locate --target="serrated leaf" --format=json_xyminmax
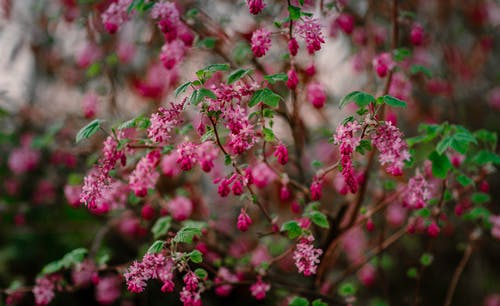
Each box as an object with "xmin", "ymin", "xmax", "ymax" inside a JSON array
[
  {"xmin": 289, "ymin": 297, "xmax": 309, "ymax": 306},
  {"xmin": 263, "ymin": 127, "xmax": 275, "ymax": 142},
  {"xmin": 76, "ymin": 119, "xmax": 103, "ymax": 143},
  {"xmin": 249, "ymin": 88, "xmax": 282, "ymax": 108},
  {"xmin": 472, "ymin": 150, "xmax": 500, "ymax": 165},
  {"xmin": 307, "ymin": 211, "xmax": 329, "ymax": 229},
  {"xmin": 382, "ymin": 95, "xmax": 407, "ymax": 108},
  {"xmin": 147, "ymin": 240, "xmax": 166, "ymax": 254},
  {"xmin": 311, "ymin": 299, "xmax": 327, "ymax": 306},
  {"xmin": 173, "ymin": 226, "xmax": 202, "ymax": 244},
  {"xmin": 196, "ymin": 37, "xmax": 217, "ymax": 49},
  {"xmin": 189, "ymin": 250, "xmax": 203, "ymax": 263},
  {"xmin": 339, "ymin": 91, "xmax": 375, "ymax": 109},
  {"xmin": 393, "ymin": 48, "xmax": 412, "ymax": 62},
  {"xmin": 457, "ymin": 175, "xmax": 473, "ymax": 187},
  {"xmin": 281, "ymin": 221, "xmax": 303, "ymax": 239},
  {"xmin": 194, "ymin": 268, "xmax": 207, "ymax": 279},
  {"xmin": 264, "ymin": 73, "xmax": 288, "ymax": 84},
  {"xmin": 410, "ymin": 65, "xmax": 432, "ymax": 77},
  {"xmin": 288, "ymin": 5, "xmax": 301, "ymax": 20},
  {"xmin": 175, "ymin": 81, "xmax": 192, "ymax": 97},
  {"xmin": 151, "ymin": 216, "xmax": 172, "ymax": 239},
  {"xmin": 471, "ymin": 192, "xmax": 490, "ymax": 204},
  {"xmin": 228, "ymin": 68, "xmax": 252, "ymax": 84},
  {"xmin": 190, "ymin": 88, "xmax": 217, "ymax": 105},
  {"xmin": 428, "ymin": 151, "xmax": 452, "ymax": 179}
]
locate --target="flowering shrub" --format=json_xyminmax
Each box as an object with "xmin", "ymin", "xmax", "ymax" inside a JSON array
[{"xmin": 0, "ymin": 0, "xmax": 499, "ymax": 306}]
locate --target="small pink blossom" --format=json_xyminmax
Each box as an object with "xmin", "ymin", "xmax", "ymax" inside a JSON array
[
  {"xmin": 101, "ymin": 0, "xmax": 132, "ymax": 34},
  {"xmin": 310, "ymin": 176, "xmax": 323, "ymax": 201},
  {"xmin": 403, "ymin": 173, "xmax": 431, "ymax": 209},
  {"xmin": 8, "ymin": 146, "xmax": 40, "ymax": 175},
  {"xmin": 371, "ymin": 121, "xmax": 410, "ymax": 176},
  {"xmin": 72, "ymin": 260, "xmax": 97, "ymax": 287},
  {"xmin": 76, "ymin": 43, "xmax": 102, "ymax": 68},
  {"xmin": 33, "ymin": 275, "xmax": 58, "ymax": 306},
  {"xmin": 251, "ymin": 28, "xmax": 272, "ymax": 57},
  {"xmin": 293, "ymin": 235, "xmax": 323, "ymax": 276},
  {"xmin": 129, "ymin": 150, "xmax": 161, "ymax": 197},
  {"xmin": 148, "ymin": 101, "xmax": 184, "ymax": 144},
  {"xmin": 177, "ymin": 142, "xmax": 199, "ymax": 171},
  {"xmin": 237, "ymin": 208, "xmax": 252, "ymax": 232},
  {"xmin": 373, "ymin": 52, "xmax": 395, "ymax": 78},
  {"xmin": 334, "ymin": 120, "xmax": 363, "ymax": 194},
  {"xmin": 167, "ymin": 196, "xmax": 193, "ymax": 221},
  {"xmin": 160, "ymin": 40, "xmax": 186, "ymax": 70},
  {"xmin": 410, "ymin": 23, "xmax": 424, "ymax": 46},
  {"xmin": 64, "ymin": 184, "xmax": 82, "ymax": 208},
  {"xmin": 82, "ymin": 91, "xmax": 98, "ymax": 119},
  {"xmin": 335, "ymin": 13, "xmax": 355, "ymax": 34},
  {"xmin": 151, "ymin": 1, "xmax": 180, "ymax": 41},
  {"xmin": 427, "ymin": 222, "xmax": 440, "ymax": 237},
  {"xmin": 295, "ymin": 17, "xmax": 325, "ymax": 54},
  {"xmin": 215, "ymin": 268, "xmax": 238, "ymax": 296},
  {"xmin": 306, "ymin": 82, "xmax": 327, "ymax": 108},
  {"xmin": 251, "ymin": 162, "xmax": 276, "ymax": 188},
  {"xmin": 250, "ymin": 276, "xmax": 270, "ymax": 300},
  {"xmin": 95, "ymin": 275, "xmax": 121, "ymax": 305},
  {"xmin": 286, "ymin": 68, "xmax": 299, "ymax": 90},
  {"xmin": 197, "ymin": 141, "xmax": 218, "ymax": 172},
  {"xmin": 246, "ymin": 0, "xmax": 265, "ymax": 15},
  {"xmin": 288, "ymin": 37, "xmax": 299, "ymax": 56},
  {"xmin": 274, "ymin": 143, "xmax": 289, "ymax": 165},
  {"xmin": 161, "ymin": 152, "xmax": 181, "ymax": 177}
]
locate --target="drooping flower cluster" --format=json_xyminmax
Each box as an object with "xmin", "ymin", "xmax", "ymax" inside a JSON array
[
  {"xmin": 237, "ymin": 208, "xmax": 253, "ymax": 232},
  {"xmin": 124, "ymin": 253, "xmax": 175, "ymax": 293},
  {"xmin": 310, "ymin": 176, "xmax": 323, "ymax": 200},
  {"xmin": 82, "ymin": 91, "xmax": 98, "ymax": 119},
  {"xmin": 286, "ymin": 68, "xmax": 299, "ymax": 90},
  {"xmin": 250, "ymin": 276, "xmax": 270, "ymax": 300},
  {"xmin": 180, "ymin": 271, "xmax": 202, "ymax": 306},
  {"xmin": 246, "ymin": 0, "xmax": 266, "ymax": 15},
  {"xmin": 100, "ymin": 0, "xmax": 132, "ymax": 34},
  {"xmin": 177, "ymin": 142, "xmax": 200, "ymax": 171},
  {"xmin": 489, "ymin": 215, "xmax": 500, "ymax": 240},
  {"xmin": 214, "ymin": 268, "xmax": 239, "ymax": 296},
  {"xmin": 293, "ymin": 235, "xmax": 323, "ymax": 276},
  {"xmin": 167, "ymin": 196, "xmax": 193, "ymax": 221},
  {"xmin": 8, "ymin": 145, "xmax": 40, "ymax": 175},
  {"xmin": 160, "ymin": 39, "xmax": 187, "ymax": 70},
  {"xmin": 150, "ymin": 1, "xmax": 180, "ymax": 40},
  {"xmin": 80, "ymin": 136, "xmax": 126, "ymax": 208},
  {"xmin": 403, "ymin": 173, "xmax": 431, "ymax": 209},
  {"xmin": 295, "ymin": 17, "xmax": 325, "ymax": 54},
  {"xmin": 33, "ymin": 275, "xmax": 59, "ymax": 306},
  {"xmin": 95, "ymin": 275, "xmax": 121, "ymax": 305},
  {"xmin": 251, "ymin": 28, "xmax": 272, "ymax": 57},
  {"xmin": 306, "ymin": 82, "xmax": 327, "ymax": 108},
  {"xmin": 129, "ymin": 150, "xmax": 161, "ymax": 197},
  {"xmin": 148, "ymin": 101, "xmax": 185, "ymax": 144},
  {"xmin": 371, "ymin": 121, "xmax": 410, "ymax": 176},
  {"xmin": 274, "ymin": 143, "xmax": 289, "ymax": 165},
  {"xmin": 71, "ymin": 259, "xmax": 97, "ymax": 287},
  {"xmin": 333, "ymin": 120, "xmax": 362, "ymax": 193},
  {"xmin": 373, "ymin": 52, "xmax": 395, "ymax": 78},
  {"xmin": 216, "ymin": 173, "xmax": 247, "ymax": 197}
]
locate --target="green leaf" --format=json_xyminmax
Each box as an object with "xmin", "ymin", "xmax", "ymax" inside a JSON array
[
  {"xmin": 194, "ymin": 268, "xmax": 208, "ymax": 279},
  {"xmin": 436, "ymin": 137, "xmax": 453, "ymax": 155},
  {"xmin": 393, "ymin": 48, "xmax": 412, "ymax": 62},
  {"xmin": 41, "ymin": 261, "xmax": 63, "ymax": 275},
  {"xmin": 311, "ymin": 160, "xmax": 324, "ymax": 168},
  {"xmin": 471, "ymin": 192, "xmax": 490, "ymax": 205},
  {"xmin": 189, "ymin": 250, "xmax": 203, "ymax": 263},
  {"xmin": 249, "ymin": 88, "xmax": 282, "ymax": 108},
  {"xmin": 308, "ymin": 211, "xmax": 329, "ymax": 229},
  {"xmin": 457, "ymin": 175, "xmax": 474, "ymax": 187},
  {"xmin": 281, "ymin": 221, "xmax": 303, "ymax": 239},
  {"xmin": 264, "ymin": 73, "xmax": 288, "ymax": 84},
  {"xmin": 339, "ymin": 91, "xmax": 375, "ymax": 109},
  {"xmin": 147, "ymin": 240, "xmax": 166, "ymax": 254},
  {"xmin": 407, "ymin": 267, "xmax": 418, "ymax": 278},
  {"xmin": 190, "ymin": 88, "xmax": 217, "ymax": 105},
  {"xmin": 151, "ymin": 216, "xmax": 172, "ymax": 239},
  {"xmin": 356, "ymin": 139, "xmax": 373, "ymax": 155},
  {"xmin": 263, "ymin": 127, "xmax": 275, "ymax": 142},
  {"xmin": 118, "ymin": 116, "xmax": 150, "ymax": 130},
  {"xmin": 410, "ymin": 65, "xmax": 432, "ymax": 77},
  {"xmin": 86, "ymin": 62, "xmax": 101, "ymax": 78},
  {"xmin": 420, "ymin": 253, "xmax": 434, "ymax": 266},
  {"xmin": 428, "ymin": 151, "xmax": 452, "ymax": 179},
  {"xmin": 173, "ymin": 226, "xmax": 202, "ymax": 244},
  {"xmin": 175, "ymin": 81, "xmax": 193, "ymax": 97},
  {"xmin": 312, "ymin": 299, "xmax": 327, "ymax": 306},
  {"xmin": 41, "ymin": 248, "xmax": 88, "ymax": 275},
  {"xmin": 288, "ymin": 5, "xmax": 301, "ymax": 20},
  {"xmin": 185, "ymin": 8, "xmax": 199, "ymax": 18},
  {"xmin": 196, "ymin": 37, "xmax": 217, "ymax": 49},
  {"xmin": 474, "ymin": 129, "xmax": 497, "ymax": 148},
  {"xmin": 472, "ymin": 150, "xmax": 500, "ymax": 165},
  {"xmin": 382, "ymin": 95, "xmax": 407, "ymax": 108},
  {"xmin": 76, "ymin": 119, "xmax": 103, "ymax": 143},
  {"xmin": 289, "ymin": 297, "xmax": 309, "ymax": 306},
  {"xmin": 227, "ymin": 68, "xmax": 252, "ymax": 84},
  {"xmin": 196, "ymin": 63, "xmax": 230, "ymax": 81},
  {"xmin": 338, "ymin": 282, "xmax": 357, "ymax": 297},
  {"xmin": 462, "ymin": 207, "xmax": 491, "ymax": 221}
]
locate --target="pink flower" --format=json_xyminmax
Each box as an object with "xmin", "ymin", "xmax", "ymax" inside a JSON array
[
  {"xmin": 8, "ymin": 146, "xmax": 40, "ymax": 175},
  {"xmin": 251, "ymin": 28, "xmax": 272, "ymax": 57},
  {"xmin": 167, "ymin": 196, "xmax": 193, "ymax": 221},
  {"xmin": 488, "ymin": 87, "xmax": 500, "ymax": 110},
  {"xmin": 95, "ymin": 275, "xmax": 121, "ymax": 305},
  {"xmin": 129, "ymin": 150, "xmax": 161, "ymax": 197},
  {"xmin": 101, "ymin": 0, "xmax": 132, "ymax": 34},
  {"xmin": 358, "ymin": 264, "xmax": 376, "ymax": 286},
  {"xmin": 176, "ymin": 142, "xmax": 199, "ymax": 171},
  {"xmin": 76, "ymin": 43, "xmax": 102, "ymax": 68},
  {"xmin": 489, "ymin": 215, "xmax": 500, "ymax": 240},
  {"xmin": 141, "ymin": 204, "xmax": 155, "ymax": 220},
  {"xmin": 286, "ymin": 68, "xmax": 299, "ymax": 90},
  {"xmin": 161, "ymin": 152, "xmax": 181, "ymax": 177},
  {"xmin": 124, "ymin": 253, "xmax": 174, "ymax": 293},
  {"xmin": 33, "ymin": 275, "xmax": 58, "ymax": 306},
  {"xmin": 251, "ymin": 162, "xmax": 276, "ymax": 188},
  {"xmin": 288, "ymin": 37, "xmax": 299, "ymax": 56},
  {"xmin": 215, "ymin": 268, "xmax": 238, "ymax": 296},
  {"xmin": 180, "ymin": 272, "xmax": 202, "ymax": 306},
  {"xmin": 295, "ymin": 17, "xmax": 325, "ymax": 54},
  {"xmin": 197, "ymin": 141, "xmax": 218, "ymax": 172},
  {"xmin": 160, "ymin": 40, "xmax": 186, "ymax": 70},
  {"xmin": 389, "ymin": 72, "xmax": 413, "ymax": 101},
  {"xmin": 151, "ymin": 1, "xmax": 180, "ymax": 41},
  {"xmin": 117, "ymin": 40, "xmax": 136, "ymax": 63},
  {"xmin": 373, "ymin": 52, "xmax": 395, "ymax": 78},
  {"xmin": 250, "ymin": 277, "xmax": 270, "ymax": 300},
  {"xmin": 371, "ymin": 121, "xmax": 410, "ymax": 176},
  {"xmin": 403, "ymin": 173, "xmax": 431, "ymax": 209},
  {"xmin": 72, "ymin": 260, "xmax": 97, "ymax": 287},
  {"xmin": 280, "ymin": 185, "xmax": 291, "ymax": 201},
  {"xmin": 251, "ymin": 245, "xmax": 272, "ymax": 267},
  {"xmin": 82, "ymin": 91, "xmax": 98, "ymax": 119},
  {"xmin": 148, "ymin": 101, "xmax": 184, "ymax": 144},
  {"xmin": 293, "ymin": 235, "xmax": 322, "ymax": 276},
  {"xmin": 334, "ymin": 120, "xmax": 363, "ymax": 193},
  {"xmin": 237, "ymin": 208, "xmax": 252, "ymax": 232},
  {"xmin": 335, "ymin": 13, "xmax": 355, "ymax": 34},
  {"xmin": 310, "ymin": 176, "xmax": 323, "ymax": 201},
  {"xmin": 410, "ymin": 23, "xmax": 424, "ymax": 46},
  {"xmin": 306, "ymin": 82, "xmax": 327, "ymax": 108},
  {"xmin": 274, "ymin": 143, "xmax": 289, "ymax": 165},
  {"xmin": 247, "ymin": 0, "xmax": 265, "ymax": 15},
  {"xmin": 427, "ymin": 222, "xmax": 440, "ymax": 237},
  {"xmin": 64, "ymin": 184, "xmax": 82, "ymax": 207}
]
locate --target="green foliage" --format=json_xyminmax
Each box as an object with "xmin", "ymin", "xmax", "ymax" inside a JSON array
[
  {"xmin": 428, "ymin": 151, "xmax": 452, "ymax": 179},
  {"xmin": 189, "ymin": 250, "xmax": 203, "ymax": 263},
  {"xmin": 289, "ymin": 296, "xmax": 309, "ymax": 306},
  {"xmin": 173, "ymin": 226, "xmax": 202, "ymax": 244},
  {"xmin": 249, "ymin": 88, "xmax": 282, "ymax": 108},
  {"xmin": 264, "ymin": 73, "xmax": 288, "ymax": 84},
  {"xmin": 196, "ymin": 37, "xmax": 217, "ymax": 49},
  {"xmin": 147, "ymin": 240, "xmax": 166, "ymax": 254},
  {"xmin": 227, "ymin": 68, "xmax": 252, "ymax": 84},
  {"xmin": 339, "ymin": 91, "xmax": 375, "ymax": 109},
  {"xmin": 151, "ymin": 216, "xmax": 172, "ymax": 239},
  {"xmin": 175, "ymin": 81, "xmax": 193, "ymax": 97},
  {"xmin": 75, "ymin": 119, "xmax": 103, "ymax": 143},
  {"xmin": 41, "ymin": 248, "xmax": 88, "ymax": 275},
  {"xmin": 190, "ymin": 88, "xmax": 217, "ymax": 105},
  {"xmin": 420, "ymin": 253, "xmax": 434, "ymax": 266},
  {"xmin": 281, "ymin": 221, "xmax": 303, "ymax": 239}
]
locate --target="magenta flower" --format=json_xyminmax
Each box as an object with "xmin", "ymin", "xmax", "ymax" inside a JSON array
[
  {"xmin": 288, "ymin": 37, "xmax": 299, "ymax": 56},
  {"xmin": 286, "ymin": 68, "xmax": 299, "ymax": 90},
  {"xmin": 251, "ymin": 28, "xmax": 272, "ymax": 57},
  {"xmin": 167, "ymin": 196, "xmax": 193, "ymax": 221},
  {"xmin": 129, "ymin": 150, "xmax": 161, "ymax": 197},
  {"xmin": 295, "ymin": 17, "xmax": 325, "ymax": 54},
  {"xmin": 403, "ymin": 173, "xmax": 431, "ymax": 209},
  {"xmin": 306, "ymin": 82, "xmax": 327, "ymax": 108},
  {"xmin": 250, "ymin": 276, "xmax": 270, "ymax": 300},
  {"xmin": 274, "ymin": 143, "xmax": 289, "ymax": 165},
  {"xmin": 371, "ymin": 121, "xmax": 410, "ymax": 176},
  {"xmin": 237, "ymin": 208, "xmax": 252, "ymax": 232},
  {"xmin": 246, "ymin": 0, "xmax": 266, "ymax": 15},
  {"xmin": 293, "ymin": 235, "xmax": 323, "ymax": 276},
  {"xmin": 101, "ymin": 0, "xmax": 132, "ymax": 34}
]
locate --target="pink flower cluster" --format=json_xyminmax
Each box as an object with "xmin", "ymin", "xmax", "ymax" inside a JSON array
[
  {"xmin": 82, "ymin": 91, "xmax": 98, "ymax": 119},
  {"xmin": 293, "ymin": 235, "xmax": 323, "ymax": 276},
  {"xmin": 95, "ymin": 275, "xmax": 121, "ymax": 305},
  {"xmin": 216, "ymin": 173, "xmax": 246, "ymax": 197},
  {"xmin": 167, "ymin": 196, "xmax": 193, "ymax": 221},
  {"xmin": 371, "ymin": 121, "xmax": 410, "ymax": 176},
  {"xmin": 175, "ymin": 141, "xmax": 219, "ymax": 172},
  {"xmin": 373, "ymin": 52, "xmax": 395, "ymax": 78},
  {"xmin": 306, "ymin": 82, "xmax": 327, "ymax": 108},
  {"xmin": 295, "ymin": 17, "xmax": 325, "ymax": 54},
  {"xmin": 8, "ymin": 145, "xmax": 40, "ymax": 175},
  {"xmin": 274, "ymin": 143, "xmax": 289, "ymax": 165},
  {"xmin": 490, "ymin": 215, "xmax": 500, "ymax": 240},
  {"xmin": 403, "ymin": 173, "xmax": 431, "ymax": 209},
  {"xmin": 33, "ymin": 275, "xmax": 60, "ymax": 306},
  {"xmin": 180, "ymin": 271, "xmax": 202, "ymax": 306},
  {"xmin": 129, "ymin": 150, "xmax": 161, "ymax": 197},
  {"xmin": 148, "ymin": 101, "xmax": 185, "ymax": 144},
  {"xmin": 310, "ymin": 176, "xmax": 323, "ymax": 200},
  {"xmin": 71, "ymin": 259, "xmax": 97, "ymax": 287},
  {"xmin": 251, "ymin": 28, "xmax": 272, "ymax": 57},
  {"xmin": 250, "ymin": 276, "xmax": 270, "ymax": 300},
  {"xmin": 80, "ymin": 136, "xmax": 126, "ymax": 209},
  {"xmin": 124, "ymin": 253, "xmax": 175, "ymax": 293},
  {"xmin": 334, "ymin": 120, "xmax": 362, "ymax": 193},
  {"xmin": 246, "ymin": 0, "xmax": 266, "ymax": 15},
  {"xmin": 100, "ymin": 0, "xmax": 132, "ymax": 34},
  {"xmin": 214, "ymin": 268, "xmax": 239, "ymax": 296},
  {"xmin": 237, "ymin": 208, "xmax": 253, "ymax": 232}
]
